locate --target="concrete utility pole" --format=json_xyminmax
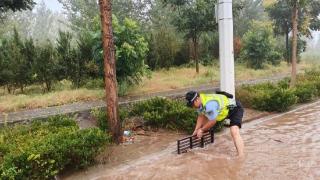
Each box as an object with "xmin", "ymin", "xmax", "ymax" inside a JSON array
[{"xmin": 217, "ymin": 0, "xmax": 235, "ymax": 98}]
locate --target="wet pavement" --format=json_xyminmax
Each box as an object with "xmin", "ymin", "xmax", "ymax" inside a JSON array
[{"xmin": 63, "ymin": 100, "xmax": 320, "ymax": 180}]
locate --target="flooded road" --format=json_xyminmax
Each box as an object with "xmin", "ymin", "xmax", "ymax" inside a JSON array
[{"xmin": 64, "ymin": 101, "xmax": 320, "ymax": 180}]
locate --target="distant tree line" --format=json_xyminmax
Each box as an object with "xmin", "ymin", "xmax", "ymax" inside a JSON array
[
  {"xmin": 1, "ymin": 0, "xmax": 320, "ymax": 93},
  {"xmin": 0, "ymin": 15, "xmax": 149, "ymax": 93}
]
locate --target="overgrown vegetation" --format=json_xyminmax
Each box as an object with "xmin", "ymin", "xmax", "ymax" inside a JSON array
[
  {"xmin": 92, "ymin": 97, "xmax": 228, "ymax": 134},
  {"xmin": 91, "ymin": 108, "xmax": 129, "ymax": 132},
  {"xmin": 236, "ymin": 68, "xmax": 320, "ymax": 112},
  {"xmin": 0, "ymin": 116, "xmax": 109, "ymax": 179},
  {"xmin": 129, "ymin": 97, "xmax": 197, "ymax": 133}
]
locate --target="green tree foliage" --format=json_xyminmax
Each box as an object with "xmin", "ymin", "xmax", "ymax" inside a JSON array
[
  {"xmin": 56, "ymin": 31, "xmax": 76, "ymax": 81},
  {"xmin": 0, "ymin": 15, "xmax": 149, "ymax": 93},
  {"xmin": 148, "ymin": 1, "xmax": 175, "ymax": 69},
  {"xmin": 234, "ymin": 0, "xmax": 267, "ymax": 37},
  {"xmin": 58, "ymin": 0, "xmax": 98, "ymax": 30},
  {"xmin": 0, "ymin": 39, "xmax": 12, "ymax": 89},
  {"xmin": 0, "ymin": 0, "xmax": 35, "ymax": 18},
  {"xmin": 240, "ymin": 21, "xmax": 282, "ymax": 69},
  {"xmin": 23, "ymin": 38, "xmax": 36, "ymax": 70},
  {"xmin": 113, "ymin": 0, "xmax": 153, "ymax": 23},
  {"xmin": 146, "ymin": 0, "xmax": 189, "ymax": 70},
  {"xmin": 198, "ymin": 31, "xmax": 220, "ymax": 63},
  {"xmin": 266, "ymin": 0, "xmax": 320, "ymax": 62},
  {"xmin": 76, "ymin": 31, "xmax": 97, "ymax": 80},
  {"xmin": 0, "ymin": 29, "xmax": 33, "ymax": 93},
  {"xmin": 147, "ymin": 29, "xmax": 179, "ymax": 69},
  {"xmin": 0, "ymin": 2, "xmax": 69, "ymax": 44},
  {"xmin": 147, "ymin": 1, "xmax": 185, "ymax": 69},
  {"xmin": 92, "ymin": 15, "xmax": 149, "ymax": 85},
  {"xmin": 34, "ymin": 40, "xmax": 59, "ymax": 92},
  {"xmin": 288, "ymin": 37, "xmax": 307, "ymax": 62},
  {"xmin": 113, "ymin": 17, "xmax": 149, "ymax": 84},
  {"xmin": 56, "ymin": 30, "xmax": 89, "ymax": 87},
  {"xmin": 10, "ymin": 29, "xmax": 30, "ymax": 92},
  {"xmin": 163, "ymin": 0, "xmax": 217, "ymax": 73}
]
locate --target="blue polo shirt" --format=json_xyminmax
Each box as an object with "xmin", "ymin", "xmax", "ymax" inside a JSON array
[{"xmin": 197, "ymin": 100, "xmax": 219, "ymax": 121}]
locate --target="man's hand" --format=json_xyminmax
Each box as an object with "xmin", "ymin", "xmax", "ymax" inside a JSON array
[
  {"xmin": 196, "ymin": 128, "xmax": 204, "ymax": 138},
  {"xmin": 192, "ymin": 129, "xmax": 198, "ymax": 136}
]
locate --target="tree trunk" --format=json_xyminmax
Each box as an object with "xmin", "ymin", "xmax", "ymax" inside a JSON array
[
  {"xmin": 188, "ymin": 39, "xmax": 193, "ymax": 64},
  {"xmin": 290, "ymin": 2, "xmax": 298, "ymax": 88},
  {"xmin": 20, "ymin": 85, "xmax": 24, "ymax": 94},
  {"xmin": 193, "ymin": 37, "xmax": 199, "ymax": 73},
  {"xmin": 46, "ymin": 81, "xmax": 51, "ymax": 92},
  {"xmin": 99, "ymin": 0, "xmax": 121, "ymax": 144},
  {"xmin": 285, "ymin": 30, "xmax": 289, "ymax": 64},
  {"xmin": 7, "ymin": 85, "xmax": 11, "ymax": 94}
]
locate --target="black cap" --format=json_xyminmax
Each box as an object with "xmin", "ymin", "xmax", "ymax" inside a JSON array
[{"xmin": 185, "ymin": 91, "xmax": 198, "ymax": 107}]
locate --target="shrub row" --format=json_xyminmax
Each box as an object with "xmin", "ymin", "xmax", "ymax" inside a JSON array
[
  {"xmin": 91, "ymin": 108, "xmax": 129, "ymax": 132},
  {"xmin": 0, "ymin": 116, "xmax": 110, "ymax": 180},
  {"xmin": 236, "ymin": 68, "xmax": 320, "ymax": 112},
  {"xmin": 91, "ymin": 97, "xmax": 228, "ymax": 135},
  {"xmin": 92, "ymin": 98, "xmax": 197, "ymax": 134},
  {"xmin": 129, "ymin": 97, "xmax": 197, "ymax": 133}
]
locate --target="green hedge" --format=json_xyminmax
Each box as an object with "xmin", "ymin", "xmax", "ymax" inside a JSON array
[
  {"xmin": 92, "ymin": 97, "xmax": 198, "ymax": 134},
  {"xmin": 236, "ymin": 68, "xmax": 320, "ymax": 112},
  {"xmin": 251, "ymin": 87, "xmax": 297, "ymax": 112},
  {"xmin": 129, "ymin": 97, "xmax": 197, "ymax": 133},
  {"xmin": 92, "ymin": 97, "xmax": 227, "ymax": 134},
  {"xmin": 0, "ymin": 116, "xmax": 109, "ymax": 180},
  {"xmin": 91, "ymin": 108, "xmax": 129, "ymax": 132},
  {"xmin": 294, "ymin": 82, "xmax": 318, "ymax": 103}
]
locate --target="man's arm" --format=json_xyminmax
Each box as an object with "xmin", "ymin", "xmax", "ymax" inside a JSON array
[
  {"xmin": 201, "ymin": 120, "xmax": 216, "ymax": 132},
  {"xmin": 196, "ymin": 101, "xmax": 219, "ymax": 137},
  {"xmin": 196, "ymin": 120, "xmax": 216, "ymax": 138},
  {"xmin": 192, "ymin": 115, "xmax": 206, "ymax": 136}
]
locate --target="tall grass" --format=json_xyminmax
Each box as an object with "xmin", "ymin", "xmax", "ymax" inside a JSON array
[
  {"xmin": 128, "ymin": 64, "xmax": 220, "ymax": 95},
  {"xmin": 301, "ymin": 51, "xmax": 320, "ymax": 64},
  {"xmin": 0, "ymin": 89, "xmax": 104, "ymax": 112},
  {"xmin": 129, "ymin": 61, "xmax": 313, "ymax": 95}
]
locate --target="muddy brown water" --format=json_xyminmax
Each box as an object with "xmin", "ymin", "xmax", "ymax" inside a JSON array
[{"xmin": 63, "ymin": 101, "xmax": 320, "ymax": 180}]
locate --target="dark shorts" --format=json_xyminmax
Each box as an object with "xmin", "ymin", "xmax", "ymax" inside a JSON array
[{"xmin": 227, "ymin": 100, "xmax": 244, "ymax": 128}]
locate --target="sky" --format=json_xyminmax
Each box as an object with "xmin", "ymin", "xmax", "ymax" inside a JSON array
[{"xmin": 34, "ymin": 0, "xmax": 63, "ymax": 12}]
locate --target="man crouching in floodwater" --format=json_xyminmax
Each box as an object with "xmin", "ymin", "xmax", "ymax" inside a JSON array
[{"xmin": 186, "ymin": 91, "xmax": 244, "ymax": 157}]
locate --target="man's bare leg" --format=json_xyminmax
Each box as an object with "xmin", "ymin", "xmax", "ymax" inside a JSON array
[{"xmin": 230, "ymin": 125, "xmax": 244, "ymax": 157}]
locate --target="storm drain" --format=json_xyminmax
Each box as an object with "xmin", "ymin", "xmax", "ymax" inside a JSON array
[{"xmin": 177, "ymin": 130, "xmax": 214, "ymax": 154}]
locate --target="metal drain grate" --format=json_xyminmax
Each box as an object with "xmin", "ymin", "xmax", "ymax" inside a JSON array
[{"xmin": 177, "ymin": 130, "xmax": 214, "ymax": 154}]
